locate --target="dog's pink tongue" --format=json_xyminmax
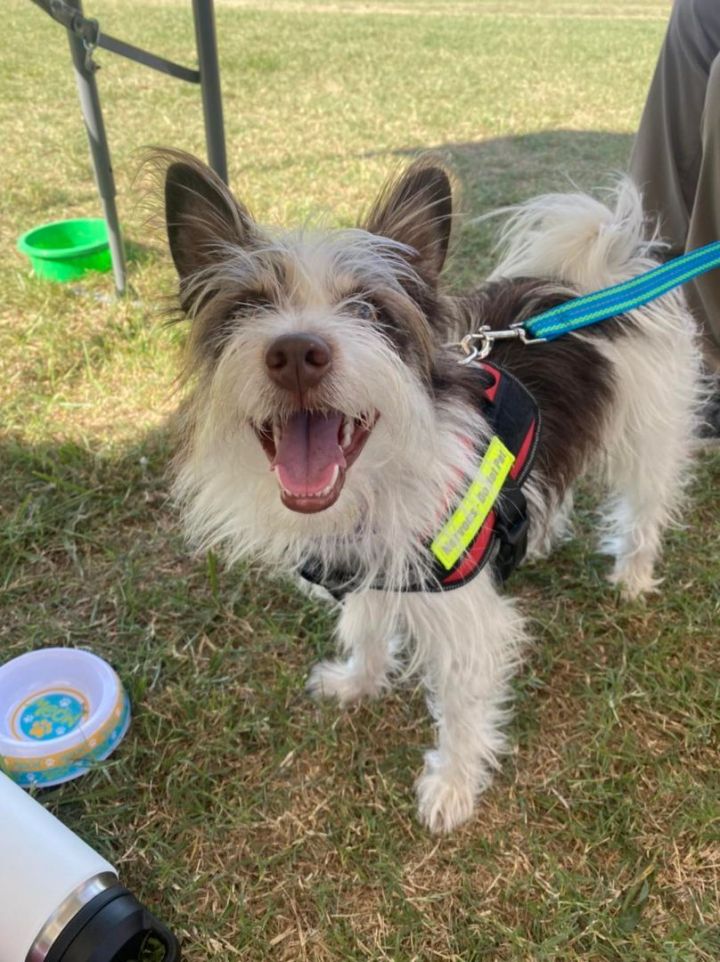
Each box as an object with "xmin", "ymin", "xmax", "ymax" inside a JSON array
[{"xmin": 273, "ymin": 411, "xmax": 345, "ymax": 496}]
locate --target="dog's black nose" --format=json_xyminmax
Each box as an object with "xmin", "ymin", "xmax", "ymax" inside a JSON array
[{"xmin": 265, "ymin": 333, "xmax": 332, "ymax": 393}]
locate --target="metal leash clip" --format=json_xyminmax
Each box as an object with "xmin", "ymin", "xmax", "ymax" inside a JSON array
[{"xmin": 453, "ymin": 324, "xmax": 545, "ymax": 365}]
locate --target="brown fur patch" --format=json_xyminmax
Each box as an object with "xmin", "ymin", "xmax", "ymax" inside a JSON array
[{"xmin": 434, "ymin": 278, "xmax": 633, "ymax": 495}]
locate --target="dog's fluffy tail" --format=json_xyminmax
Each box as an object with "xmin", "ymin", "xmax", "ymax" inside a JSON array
[{"xmin": 488, "ymin": 177, "xmax": 663, "ymax": 292}]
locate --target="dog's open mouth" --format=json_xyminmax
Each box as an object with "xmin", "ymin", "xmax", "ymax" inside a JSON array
[{"xmin": 255, "ymin": 411, "xmax": 376, "ymax": 513}]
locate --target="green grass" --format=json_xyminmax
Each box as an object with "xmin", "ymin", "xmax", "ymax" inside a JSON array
[{"xmin": 2, "ymin": 1, "xmax": 720, "ymax": 959}]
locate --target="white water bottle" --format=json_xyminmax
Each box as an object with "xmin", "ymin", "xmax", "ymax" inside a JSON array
[{"xmin": 0, "ymin": 772, "xmax": 179, "ymax": 962}]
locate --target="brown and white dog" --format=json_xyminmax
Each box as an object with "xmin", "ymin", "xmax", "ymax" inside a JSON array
[{"xmin": 162, "ymin": 152, "xmax": 702, "ymax": 832}]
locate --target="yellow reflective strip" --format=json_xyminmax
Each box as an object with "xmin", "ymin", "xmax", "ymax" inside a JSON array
[{"xmin": 430, "ymin": 436, "xmax": 515, "ymax": 571}]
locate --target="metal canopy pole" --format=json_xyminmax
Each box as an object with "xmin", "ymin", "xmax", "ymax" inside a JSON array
[
  {"xmin": 29, "ymin": 0, "xmax": 227, "ymax": 294},
  {"xmin": 192, "ymin": 0, "xmax": 228, "ymax": 184},
  {"xmin": 64, "ymin": 0, "xmax": 127, "ymax": 295}
]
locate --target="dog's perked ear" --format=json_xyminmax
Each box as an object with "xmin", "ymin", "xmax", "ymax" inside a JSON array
[
  {"xmin": 164, "ymin": 152, "xmax": 256, "ymax": 281},
  {"xmin": 363, "ymin": 160, "xmax": 454, "ymax": 285}
]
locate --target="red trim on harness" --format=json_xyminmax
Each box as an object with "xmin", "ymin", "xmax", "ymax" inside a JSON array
[
  {"xmin": 510, "ymin": 421, "xmax": 536, "ymax": 480},
  {"xmin": 479, "ymin": 362, "xmax": 500, "ymax": 402},
  {"xmin": 481, "ymin": 366, "xmax": 538, "ymax": 483},
  {"xmin": 442, "ymin": 510, "xmax": 498, "ymax": 585}
]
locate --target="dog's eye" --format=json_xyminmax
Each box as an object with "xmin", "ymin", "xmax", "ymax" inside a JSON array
[
  {"xmin": 346, "ymin": 300, "xmax": 375, "ymax": 320},
  {"xmin": 235, "ymin": 291, "xmax": 273, "ymax": 316}
]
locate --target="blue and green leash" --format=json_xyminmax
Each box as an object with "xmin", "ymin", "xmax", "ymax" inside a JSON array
[{"xmin": 458, "ymin": 240, "xmax": 720, "ymax": 362}]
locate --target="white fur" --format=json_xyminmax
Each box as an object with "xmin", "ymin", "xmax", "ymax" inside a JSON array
[{"xmin": 173, "ymin": 178, "xmax": 702, "ymax": 833}]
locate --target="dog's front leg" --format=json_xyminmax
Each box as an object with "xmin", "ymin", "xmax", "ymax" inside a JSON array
[
  {"xmin": 404, "ymin": 574, "xmax": 527, "ymax": 833},
  {"xmin": 306, "ymin": 591, "xmax": 399, "ymax": 706}
]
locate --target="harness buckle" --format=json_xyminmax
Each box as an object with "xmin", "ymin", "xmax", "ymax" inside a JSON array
[
  {"xmin": 492, "ymin": 484, "xmax": 530, "ymax": 582},
  {"xmin": 453, "ymin": 324, "xmax": 545, "ymax": 365}
]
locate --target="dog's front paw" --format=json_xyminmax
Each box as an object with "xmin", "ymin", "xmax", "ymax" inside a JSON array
[
  {"xmin": 416, "ymin": 753, "xmax": 485, "ymax": 833},
  {"xmin": 306, "ymin": 658, "xmax": 382, "ymax": 706},
  {"xmin": 608, "ymin": 558, "xmax": 662, "ymax": 601}
]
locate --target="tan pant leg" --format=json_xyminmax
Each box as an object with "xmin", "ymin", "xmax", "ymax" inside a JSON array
[
  {"xmin": 686, "ymin": 56, "xmax": 720, "ymax": 367},
  {"xmin": 630, "ymin": 0, "xmax": 720, "ymax": 365}
]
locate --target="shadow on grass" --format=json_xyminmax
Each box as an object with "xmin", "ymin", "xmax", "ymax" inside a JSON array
[
  {"xmin": 370, "ymin": 129, "xmax": 635, "ymax": 282},
  {"xmin": 124, "ymin": 237, "xmax": 157, "ymax": 269},
  {"xmin": 0, "ymin": 428, "xmax": 175, "ymax": 579},
  {"xmin": 244, "ymin": 127, "xmax": 634, "ymax": 200},
  {"xmin": 364, "ymin": 129, "xmax": 633, "ymax": 204},
  {"xmin": 0, "ymin": 428, "xmax": 327, "ymax": 667}
]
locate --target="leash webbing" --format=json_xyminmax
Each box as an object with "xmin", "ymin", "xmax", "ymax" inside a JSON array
[{"xmin": 523, "ymin": 240, "xmax": 720, "ymax": 341}]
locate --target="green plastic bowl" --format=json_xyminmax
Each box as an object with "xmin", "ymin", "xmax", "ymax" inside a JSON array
[{"xmin": 17, "ymin": 218, "xmax": 112, "ymax": 282}]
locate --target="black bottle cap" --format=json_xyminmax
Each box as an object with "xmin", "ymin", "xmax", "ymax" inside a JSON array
[{"xmin": 46, "ymin": 884, "xmax": 180, "ymax": 962}]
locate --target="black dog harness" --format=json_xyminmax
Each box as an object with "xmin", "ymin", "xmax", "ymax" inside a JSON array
[{"xmin": 300, "ymin": 361, "xmax": 540, "ymax": 600}]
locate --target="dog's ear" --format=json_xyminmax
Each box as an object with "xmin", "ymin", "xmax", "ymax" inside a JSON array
[
  {"xmin": 164, "ymin": 153, "xmax": 256, "ymax": 280},
  {"xmin": 364, "ymin": 160, "xmax": 453, "ymax": 285}
]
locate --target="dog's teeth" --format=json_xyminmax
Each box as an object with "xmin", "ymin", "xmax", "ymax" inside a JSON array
[
  {"xmin": 279, "ymin": 464, "xmax": 340, "ymax": 500},
  {"xmin": 341, "ymin": 418, "xmax": 354, "ymax": 449},
  {"xmin": 273, "ymin": 420, "xmax": 282, "ymax": 447},
  {"xmin": 317, "ymin": 465, "xmax": 341, "ymax": 496}
]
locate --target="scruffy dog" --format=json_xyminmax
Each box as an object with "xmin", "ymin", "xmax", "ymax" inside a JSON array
[{"xmin": 162, "ymin": 152, "xmax": 701, "ymax": 832}]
